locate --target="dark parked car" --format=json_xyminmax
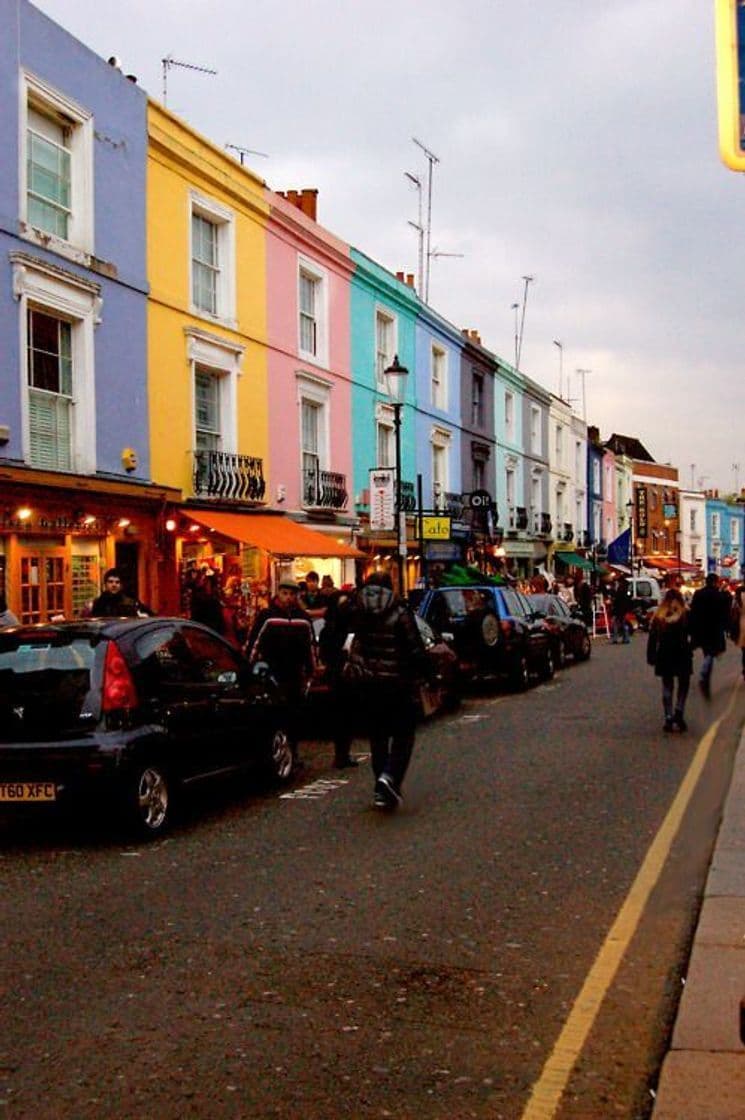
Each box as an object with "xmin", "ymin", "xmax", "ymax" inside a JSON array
[
  {"xmin": 417, "ymin": 584, "xmax": 554, "ymax": 689},
  {"xmin": 0, "ymin": 618, "xmax": 294, "ymax": 838},
  {"xmin": 526, "ymin": 593, "xmax": 592, "ymax": 666}
]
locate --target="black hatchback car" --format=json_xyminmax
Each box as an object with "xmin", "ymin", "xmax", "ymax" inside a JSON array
[
  {"xmin": 526, "ymin": 593, "xmax": 592, "ymax": 667},
  {"xmin": 417, "ymin": 584, "xmax": 553, "ymax": 689},
  {"xmin": 0, "ymin": 618, "xmax": 294, "ymax": 838}
]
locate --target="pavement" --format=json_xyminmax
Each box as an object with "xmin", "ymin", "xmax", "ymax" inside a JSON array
[{"xmin": 652, "ymin": 722, "xmax": 745, "ymax": 1119}]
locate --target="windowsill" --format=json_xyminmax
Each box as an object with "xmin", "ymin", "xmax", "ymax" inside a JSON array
[
  {"xmin": 299, "ymin": 348, "xmax": 328, "ymax": 369},
  {"xmin": 19, "ymin": 225, "xmax": 118, "ymax": 280},
  {"xmin": 189, "ymin": 304, "xmax": 237, "ymax": 332}
]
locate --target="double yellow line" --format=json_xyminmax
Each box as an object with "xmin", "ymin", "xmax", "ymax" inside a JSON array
[{"xmin": 521, "ymin": 691, "xmax": 738, "ymax": 1119}]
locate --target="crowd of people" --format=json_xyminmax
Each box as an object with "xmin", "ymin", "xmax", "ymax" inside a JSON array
[{"xmin": 1, "ymin": 559, "xmax": 744, "ymax": 809}]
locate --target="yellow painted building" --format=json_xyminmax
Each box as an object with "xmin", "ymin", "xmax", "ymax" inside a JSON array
[{"xmin": 146, "ymin": 101, "xmax": 270, "ymax": 500}]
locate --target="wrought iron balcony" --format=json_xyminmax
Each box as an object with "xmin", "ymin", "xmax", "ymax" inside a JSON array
[
  {"xmin": 444, "ymin": 491, "xmax": 464, "ymax": 519},
  {"xmin": 541, "ymin": 512, "xmax": 553, "ymax": 536},
  {"xmin": 400, "ymin": 480, "xmax": 417, "ymax": 513},
  {"xmin": 516, "ymin": 506, "xmax": 529, "ymax": 531},
  {"xmin": 302, "ymin": 467, "xmax": 348, "ymax": 510},
  {"xmin": 579, "ymin": 530, "xmax": 591, "ymax": 548},
  {"xmin": 193, "ymin": 450, "xmax": 266, "ymax": 503},
  {"xmin": 563, "ymin": 522, "xmax": 574, "ymax": 542}
]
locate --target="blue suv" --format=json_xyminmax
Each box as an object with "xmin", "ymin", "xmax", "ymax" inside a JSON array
[{"xmin": 416, "ymin": 584, "xmax": 554, "ymax": 689}]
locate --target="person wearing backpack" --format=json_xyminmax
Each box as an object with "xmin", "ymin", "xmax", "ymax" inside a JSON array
[{"xmin": 342, "ymin": 572, "xmax": 430, "ymax": 810}]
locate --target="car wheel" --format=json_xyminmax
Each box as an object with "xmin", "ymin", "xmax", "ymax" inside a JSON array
[
  {"xmin": 267, "ymin": 726, "xmax": 294, "ymax": 783},
  {"xmin": 510, "ymin": 653, "xmax": 529, "ymax": 691},
  {"xmin": 556, "ymin": 639, "xmax": 567, "ymax": 669},
  {"xmin": 579, "ymin": 633, "xmax": 592, "ymax": 660},
  {"xmin": 480, "ymin": 611, "xmax": 500, "ymax": 648},
  {"xmin": 541, "ymin": 647, "xmax": 555, "ymax": 681},
  {"xmin": 125, "ymin": 761, "xmax": 171, "ymax": 838}
]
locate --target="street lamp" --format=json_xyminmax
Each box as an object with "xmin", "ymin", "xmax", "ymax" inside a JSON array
[{"xmin": 384, "ymin": 355, "xmax": 409, "ymax": 597}]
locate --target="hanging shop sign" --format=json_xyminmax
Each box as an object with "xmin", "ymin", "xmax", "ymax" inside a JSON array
[
  {"xmin": 636, "ymin": 488, "xmax": 648, "ymax": 540},
  {"xmin": 369, "ymin": 468, "xmax": 395, "ymax": 532}
]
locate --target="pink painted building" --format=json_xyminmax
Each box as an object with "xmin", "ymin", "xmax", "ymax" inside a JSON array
[{"xmin": 263, "ymin": 188, "xmax": 357, "ymax": 581}]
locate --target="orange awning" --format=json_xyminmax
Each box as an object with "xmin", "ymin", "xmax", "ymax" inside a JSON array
[
  {"xmin": 642, "ymin": 555, "xmax": 699, "ymax": 572},
  {"xmin": 188, "ymin": 510, "xmax": 363, "ymax": 559}
]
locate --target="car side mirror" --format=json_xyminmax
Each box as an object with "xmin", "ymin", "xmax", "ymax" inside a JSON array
[{"xmin": 251, "ymin": 661, "xmax": 272, "ymax": 680}]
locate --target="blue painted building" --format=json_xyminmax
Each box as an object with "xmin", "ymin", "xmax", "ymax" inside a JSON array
[
  {"xmin": 0, "ymin": 0, "xmax": 175, "ymax": 621},
  {"xmin": 705, "ymin": 494, "xmax": 744, "ymax": 580}
]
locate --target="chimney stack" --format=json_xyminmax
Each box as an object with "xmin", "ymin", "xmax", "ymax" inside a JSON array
[
  {"xmin": 406, "ymin": 273, "xmax": 415, "ymax": 288},
  {"xmin": 275, "ymin": 188, "xmax": 318, "ymax": 222}
]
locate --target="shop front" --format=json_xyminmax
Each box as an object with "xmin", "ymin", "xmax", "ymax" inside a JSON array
[
  {"xmin": 0, "ymin": 467, "xmax": 181, "ymax": 623},
  {"xmin": 171, "ymin": 508, "xmax": 363, "ymax": 638}
]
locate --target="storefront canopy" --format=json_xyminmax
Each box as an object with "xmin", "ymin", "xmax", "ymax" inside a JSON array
[
  {"xmin": 189, "ymin": 510, "xmax": 363, "ymax": 559},
  {"xmin": 642, "ymin": 555, "xmax": 699, "ymax": 573},
  {"xmin": 554, "ymin": 550, "xmax": 596, "ymax": 572}
]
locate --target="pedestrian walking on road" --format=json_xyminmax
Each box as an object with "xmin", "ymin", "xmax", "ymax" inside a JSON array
[
  {"xmin": 317, "ymin": 585, "xmax": 360, "ymax": 769},
  {"xmin": 610, "ymin": 577, "xmax": 632, "ymax": 644},
  {"xmin": 342, "ymin": 572, "xmax": 430, "ymax": 810},
  {"xmin": 646, "ymin": 588, "xmax": 693, "ymax": 732},
  {"xmin": 730, "ymin": 584, "xmax": 745, "ymax": 681},
  {"xmin": 689, "ymin": 572, "xmax": 732, "ymax": 699}
]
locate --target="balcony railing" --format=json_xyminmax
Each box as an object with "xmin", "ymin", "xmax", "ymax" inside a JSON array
[
  {"xmin": 193, "ymin": 450, "xmax": 265, "ymax": 502},
  {"xmin": 578, "ymin": 530, "xmax": 591, "ymax": 549},
  {"xmin": 516, "ymin": 506, "xmax": 529, "ymax": 530},
  {"xmin": 541, "ymin": 512, "xmax": 553, "ymax": 536},
  {"xmin": 302, "ymin": 467, "xmax": 348, "ymax": 510},
  {"xmin": 400, "ymin": 480, "xmax": 417, "ymax": 513},
  {"xmin": 562, "ymin": 522, "xmax": 574, "ymax": 542}
]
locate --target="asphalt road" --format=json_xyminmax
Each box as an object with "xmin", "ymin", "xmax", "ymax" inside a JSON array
[{"xmin": 1, "ymin": 636, "xmax": 743, "ymax": 1120}]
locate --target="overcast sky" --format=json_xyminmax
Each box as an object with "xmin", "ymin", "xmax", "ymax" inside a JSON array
[{"xmin": 34, "ymin": 0, "xmax": 745, "ymax": 494}]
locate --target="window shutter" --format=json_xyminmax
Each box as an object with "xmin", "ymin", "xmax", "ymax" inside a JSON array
[{"xmin": 29, "ymin": 389, "xmax": 71, "ymax": 471}]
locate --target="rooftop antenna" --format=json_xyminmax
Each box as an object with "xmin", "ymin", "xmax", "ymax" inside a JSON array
[
  {"xmin": 733, "ymin": 462, "xmax": 741, "ymax": 492},
  {"xmin": 404, "ymin": 171, "xmax": 424, "ymax": 294},
  {"xmin": 161, "ymin": 54, "xmax": 217, "ymax": 107},
  {"xmin": 427, "ymin": 248, "xmax": 464, "ymax": 303},
  {"xmin": 412, "ymin": 137, "xmax": 440, "ymax": 303},
  {"xmin": 575, "ymin": 368, "xmax": 592, "ymax": 421},
  {"xmin": 511, "ymin": 302, "xmax": 519, "ymax": 368},
  {"xmin": 225, "ymin": 143, "xmax": 269, "ymax": 163},
  {"xmin": 690, "ymin": 463, "xmax": 696, "ymax": 489},
  {"xmin": 516, "ymin": 274, "xmax": 534, "ymax": 373}
]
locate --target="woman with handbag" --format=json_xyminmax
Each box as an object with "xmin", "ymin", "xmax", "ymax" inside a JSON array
[{"xmin": 646, "ymin": 588, "xmax": 693, "ymax": 733}]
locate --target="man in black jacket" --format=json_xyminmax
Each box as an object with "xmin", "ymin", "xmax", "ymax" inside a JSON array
[
  {"xmin": 90, "ymin": 569, "xmax": 138, "ymax": 617},
  {"xmin": 344, "ymin": 573, "xmax": 430, "ymax": 810},
  {"xmin": 689, "ymin": 572, "xmax": 732, "ymax": 698}
]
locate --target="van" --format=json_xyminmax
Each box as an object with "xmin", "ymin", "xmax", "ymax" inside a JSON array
[{"xmin": 626, "ymin": 575, "xmax": 662, "ymax": 609}]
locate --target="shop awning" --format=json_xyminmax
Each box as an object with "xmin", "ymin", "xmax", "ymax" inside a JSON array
[
  {"xmin": 642, "ymin": 555, "xmax": 699, "ymax": 573},
  {"xmin": 554, "ymin": 550, "xmax": 595, "ymax": 571},
  {"xmin": 188, "ymin": 510, "xmax": 363, "ymax": 558}
]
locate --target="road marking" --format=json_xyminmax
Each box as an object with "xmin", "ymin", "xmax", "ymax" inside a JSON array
[{"xmin": 520, "ymin": 711, "xmax": 728, "ymax": 1120}]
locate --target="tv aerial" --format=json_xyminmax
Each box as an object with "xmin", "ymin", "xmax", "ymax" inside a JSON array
[{"xmin": 161, "ymin": 54, "xmax": 217, "ymax": 107}]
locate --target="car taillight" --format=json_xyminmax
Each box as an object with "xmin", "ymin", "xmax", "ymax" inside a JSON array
[{"xmin": 102, "ymin": 641, "xmax": 138, "ymax": 711}]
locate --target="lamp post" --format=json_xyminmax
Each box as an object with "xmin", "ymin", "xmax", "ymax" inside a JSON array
[{"xmin": 384, "ymin": 355, "xmax": 409, "ymax": 597}]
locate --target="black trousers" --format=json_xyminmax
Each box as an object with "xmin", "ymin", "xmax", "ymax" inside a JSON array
[{"xmin": 361, "ymin": 686, "xmax": 418, "ymax": 789}]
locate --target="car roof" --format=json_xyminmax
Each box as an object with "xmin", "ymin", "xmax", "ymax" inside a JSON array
[{"xmin": 1, "ymin": 616, "xmax": 188, "ymax": 641}]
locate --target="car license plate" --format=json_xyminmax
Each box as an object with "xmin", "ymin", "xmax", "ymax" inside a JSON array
[{"xmin": 0, "ymin": 782, "xmax": 56, "ymax": 802}]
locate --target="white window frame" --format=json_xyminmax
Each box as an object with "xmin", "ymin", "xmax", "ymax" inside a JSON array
[
  {"xmin": 731, "ymin": 517, "xmax": 740, "ymax": 546},
  {"xmin": 431, "ymin": 426, "xmax": 451, "ymax": 509},
  {"xmin": 375, "ymin": 306, "xmax": 397, "ymax": 391},
  {"xmin": 711, "ymin": 512, "xmax": 721, "ymax": 539},
  {"xmin": 20, "ymin": 70, "xmax": 94, "ymax": 261},
  {"xmin": 530, "ymin": 405, "xmax": 541, "ymax": 454},
  {"xmin": 431, "ymin": 343, "xmax": 447, "ymax": 410},
  {"xmin": 297, "ymin": 372, "xmax": 331, "ymax": 500},
  {"xmin": 189, "ymin": 191, "xmax": 236, "ymax": 327},
  {"xmin": 505, "ymin": 391, "xmax": 515, "ymax": 442},
  {"xmin": 12, "ymin": 252, "xmax": 99, "ymax": 475},
  {"xmin": 375, "ymin": 402, "xmax": 394, "ymax": 468},
  {"xmin": 298, "ymin": 257, "xmax": 329, "ymax": 367},
  {"xmin": 185, "ymin": 327, "xmax": 244, "ymax": 462},
  {"xmin": 555, "ymin": 423, "xmax": 564, "ymax": 466}
]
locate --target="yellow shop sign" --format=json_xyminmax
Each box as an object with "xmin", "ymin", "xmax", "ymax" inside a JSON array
[{"xmin": 421, "ymin": 516, "xmax": 451, "ymax": 540}]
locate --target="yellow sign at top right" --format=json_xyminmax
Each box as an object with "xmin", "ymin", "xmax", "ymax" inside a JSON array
[{"xmin": 715, "ymin": 0, "xmax": 745, "ymax": 169}]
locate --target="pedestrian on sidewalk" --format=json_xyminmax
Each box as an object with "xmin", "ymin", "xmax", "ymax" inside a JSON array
[
  {"xmin": 689, "ymin": 572, "xmax": 732, "ymax": 698},
  {"xmin": 341, "ymin": 572, "xmax": 430, "ymax": 810},
  {"xmin": 646, "ymin": 588, "xmax": 693, "ymax": 732}
]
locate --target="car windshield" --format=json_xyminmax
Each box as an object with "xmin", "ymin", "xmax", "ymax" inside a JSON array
[{"xmin": 0, "ymin": 631, "xmax": 99, "ymax": 740}]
